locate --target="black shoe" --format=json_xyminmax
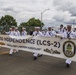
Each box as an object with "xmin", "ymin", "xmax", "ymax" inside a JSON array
[
  {"xmin": 33, "ymin": 56, "xmax": 37, "ymax": 60},
  {"xmin": 38, "ymin": 54, "xmax": 42, "ymax": 57},
  {"xmin": 66, "ymin": 63, "xmax": 70, "ymax": 68},
  {"xmin": 9, "ymin": 54, "xmax": 12, "ymax": 56}
]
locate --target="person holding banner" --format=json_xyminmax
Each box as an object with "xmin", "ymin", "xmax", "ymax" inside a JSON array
[
  {"xmin": 33, "ymin": 27, "xmax": 43, "ymax": 60},
  {"xmin": 63, "ymin": 27, "xmax": 67, "ymax": 32},
  {"xmin": 21, "ymin": 27, "xmax": 27, "ymax": 36},
  {"xmin": 5, "ymin": 28, "xmax": 12, "ymax": 35},
  {"xmin": 45, "ymin": 27, "xmax": 56, "ymax": 37},
  {"xmin": 14, "ymin": 27, "xmax": 20, "ymax": 53},
  {"xmin": 73, "ymin": 28, "xmax": 76, "ymax": 32},
  {"xmin": 9, "ymin": 26, "xmax": 16, "ymax": 55},
  {"xmin": 58, "ymin": 24, "xmax": 64, "ymax": 34},
  {"xmin": 41, "ymin": 29, "xmax": 47, "ymax": 36},
  {"xmin": 14, "ymin": 27, "xmax": 20, "ymax": 36},
  {"xmin": 73, "ymin": 28, "xmax": 76, "ymax": 38},
  {"xmin": 61, "ymin": 25, "xmax": 75, "ymax": 67}
]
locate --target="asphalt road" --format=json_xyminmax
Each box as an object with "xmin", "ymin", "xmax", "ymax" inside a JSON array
[{"xmin": 0, "ymin": 48, "xmax": 76, "ymax": 75}]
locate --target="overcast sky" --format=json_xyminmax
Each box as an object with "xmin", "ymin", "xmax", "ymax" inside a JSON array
[{"xmin": 0, "ymin": 0, "xmax": 76, "ymax": 27}]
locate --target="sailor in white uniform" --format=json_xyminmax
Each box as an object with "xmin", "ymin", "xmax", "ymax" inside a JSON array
[
  {"xmin": 73, "ymin": 28, "xmax": 76, "ymax": 32},
  {"xmin": 9, "ymin": 26, "xmax": 15, "ymax": 55},
  {"xmin": 14, "ymin": 27, "xmax": 20, "ymax": 53},
  {"xmin": 46, "ymin": 27, "xmax": 56, "ymax": 37},
  {"xmin": 58, "ymin": 24, "xmax": 64, "ymax": 34},
  {"xmin": 61, "ymin": 25, "xmax": 75, "ymax": 67},
  {"xmin": 41, "ymin": 29, "xmax": 47, "ymax": 37},
  {"xmin": 63, "ymin": 27, "xmax": 67, "ymax": 32},
  {"xmin": 5, "ymin": 28, "xmax": 12, "ymax": 35},
  {"xmin": 21, "ymin": 27, "xmax": 27, "ymax": 36},
  {"xmin": 14, "ymin": 27, "xmax": 20, "ymax": 36},
  {"xmin": 33, "ymin": 27, "xmax": 43, "ymax": 60}
]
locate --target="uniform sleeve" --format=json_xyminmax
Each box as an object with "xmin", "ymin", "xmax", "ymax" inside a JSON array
[
  {"xmin": 46, "ymin": 32, "xmax": 49, "ymax": 37},
  {"xmin": 52, "ymin": 31, "xmax": 56, "ymax": 37},
  {"xmin": 25, "ymin": 31, "xmax": 27, "ymax": 35},
  {"xmin": 18, "ymin": 31, "xmax": 20, "ymax": 36},
  {"xmin": 39, "ymin": 32, "xmax": 43, "ymax": 36},
  {"xmin": 62, "ymin": 32, "xmax": 67, "ymax": 38},
  {"xmin": 5, "ymin": 31, "xmax": 10, "ymax": 35},
  {"xmin": 70, "ymin": 32, "xmax": 75, "ymax": 39},
  {"xmin": 33, "ymin": 32, "xmax": 35, "ymax": 36}
]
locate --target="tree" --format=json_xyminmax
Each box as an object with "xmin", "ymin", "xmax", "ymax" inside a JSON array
[
  {"xmin": 27, "ymin": 18, "xmax": 44, "ymax": 27},
  {"xmin": 19, "ymin": 22, "xmax": 27, "ymax": 27},
  {"xmin": 19, "ymin": 18, "xmax": 44, "ymax": 27},
  {"xmin": 18, "ymin": 22, "xmax": 28, "ymax": 32},
  {"xmin": 19, "ymin": 18, "xmax": 44, "ymax": 33},
  {"xmin": 0, "ymin": 15, "xmax": 17, "ymax": 31}
]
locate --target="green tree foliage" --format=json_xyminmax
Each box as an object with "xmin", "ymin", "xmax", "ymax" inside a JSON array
[
  {"xmin": 19, "ymin": 22, "xmax": 27, "ymax": 27},
  {"xmin": 19, "ymin": 18, "xmax": 44, "ymax": 27},
  {"xmin": 0, "ymin": 15, "xmax": 17, "ymax": 31},
  {"xmin": 19, "ymin": 18, "xmax": 44, "ymax": 33},
  {"xmin": 27, "ymin": 18, "xmax": 44, "ymax": 27}
]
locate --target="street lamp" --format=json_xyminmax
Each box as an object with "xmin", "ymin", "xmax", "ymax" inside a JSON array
[
  {"xmin": 41, "ymin": 8, "xmax": 50, "ymax": 28},
  {"xmin": 73, "ymin": 20, "xmax": 76, "ymax": 28}
]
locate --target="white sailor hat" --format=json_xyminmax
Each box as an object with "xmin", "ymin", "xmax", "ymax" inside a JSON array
[
  {"xmin": 11, "ymin": 26, "xmax": 15, "ymax": 28},
  {"xmin": 9, "ymin": 28, "xmax": 12, "ymax": 30},
  {"xmin": 48, "ymin": 26, "xmax": 51, "ymax": 28},
  {"xmin": 15, "ymin": 27, "xmax": 18, "ymax": 29},
  {"xmin": 67, "ymin": 25, "xmax": 72, "ymax": 26},
  {"xmin": 22, "ymin": 27, "xmax": 26, "ymax": 29},
  {"xmin": 35, "ymin": 27, "xmax": 40, "ymax": 29},
  {"xmin": 67, "ymin": 25, "xmax": 72, "ymax": 27}
]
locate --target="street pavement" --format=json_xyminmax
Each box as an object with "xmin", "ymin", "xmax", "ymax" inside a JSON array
[{"xmin": 0, "ymin": 47, "xmax": 76, "ymax": 75}]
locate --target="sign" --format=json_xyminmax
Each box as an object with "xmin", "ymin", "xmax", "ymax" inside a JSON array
[
  {"xmin": 0, "ymin": 35, "xmax": 76, "ymax": 61},
  {"xmin": 63, "ymin": 41, "xmax": 75, "ymax": 58}
]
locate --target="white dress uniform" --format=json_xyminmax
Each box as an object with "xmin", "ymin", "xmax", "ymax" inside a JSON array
[
  {"xmin": 58, "ymin": 29, "xmax": 64, "ymax": 34},
  {"xmin": 5, "ymin": 28, "xmax": 12, "ymax": 35},
  {"xmin": 46, "ymin": 30, "xmax": 56, "ymax": 37},
  {"xmin": 33, "ymin": 31, "xmax": 43, "ymax": 59},
  {"xmin": 14, "ymin": 30, "xmax": 20, "ymax": 52},
  {"xmin": 14, "ymin": 31, "xmax": 20, "ymax": 36},
  {"xmin": 5, "ymin": 31, "xmax": 11, "ymax": 35},
  {"xmin": 22, "ymin": 31, "xmax": 27, "ymax": 36},
  {"xmin": 73, "ymin": 30, "xmax": 76, "ymax": 38},
  {"xmin": 9, "ymin": 31, "xmax": 15, "ymax": 55},
  {"xmin": 62, "ymin": 31, "xmax": 75, "ymax": 65},
  {"xmin": 62, "ymin": 31, "xmax": 75, "ymax": 39},
  {"xmin": 41, "ymin": 31, "xmax": 47, "ymax": 37}
]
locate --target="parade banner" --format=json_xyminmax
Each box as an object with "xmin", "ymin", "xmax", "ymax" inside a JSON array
[{"xmin": 0, "ymin": 35, "xmax": 76, "ymax": 61}]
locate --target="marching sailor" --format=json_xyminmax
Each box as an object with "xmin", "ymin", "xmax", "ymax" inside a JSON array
[
  {"xmin": 61, "ymin": 25, "xmax": 75, "ymax": 67},
  {"xmin": 41, "ymin": 29, "xmax": 47, "ymax": 36},
  {"xmin": 9, "ymin": 26, "xmax": 15, "ymax": 55},
  {"xmin": 33, "ymin": 27, "xmax": 43, "ymax": 60},
  {"xmin": 73, "ymin": 28, "xmax": 76, "ymax": 32},
  {"xmin": 72, "ymin": 28, "xmax": 76, "ymax": 38},
  {"xmin": 58, "ymin": 24, "xmax": 64, "ymax": 34},
  {"xmin": 46, "ymin": 27, "xmax": 56, "ymax": 37},
  {"xmin": 14, "ymin": 27, "xmax": 20, "ymax": 36},
  {"xmin": 63, "ymin": 27, "xmax": 67, "ymax": 32},
  {"xmin": 5, "ymin": 28, "xmax": 12, "ymax": 35},
  {"xmin": 14, "ymin": 27, "xmax": 20, "ymax": 53},
  {"xmin": 21, "ymin": 27, "xmax": 27, "ymax": 36}
]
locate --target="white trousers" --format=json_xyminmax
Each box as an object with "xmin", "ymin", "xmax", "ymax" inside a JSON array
[
  {"xmin": 65, "ymin": 59, "xmax": 72, "ymax": 64},
  {"xmin": 33, "ymin": 53, "xmax": 42, "ymax": 57},
  {"xmin": 14, "ymin": 49, "xmax": 19, "ymax": 53},
  {"xmin": 9, "ymin": 49, "xmax": 18, "ymax": 54},
  {"xmin": 33, "ymin": 53, "xmax": 38, "ymax": 57},
  {"xmin": 9, "ymin": 49, "xmax": 13, "ymax": 54}
]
